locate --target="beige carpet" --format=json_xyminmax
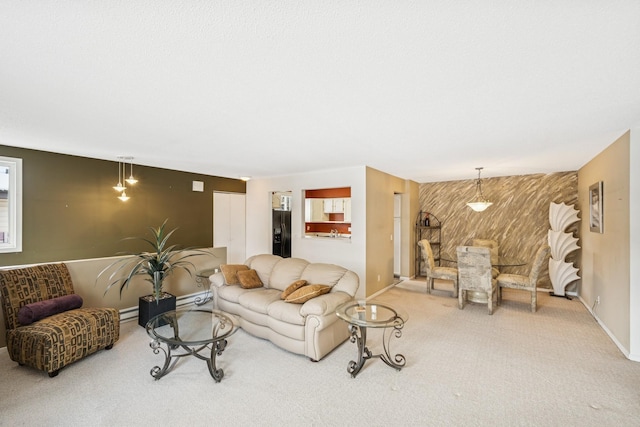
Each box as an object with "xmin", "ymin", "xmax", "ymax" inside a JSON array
[{"xmin": 1, "ymin": 280, "xmax": 639, "ymax": 426}]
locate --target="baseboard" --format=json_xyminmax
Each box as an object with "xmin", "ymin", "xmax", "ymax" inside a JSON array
[
  {"xmin": 118, "ymin": 290, "xmax": 210, "ymax": 323},
  {"xmin": 367, "ymin": 282, "xmax": 398, "ymax": 300},
  {"xmin": 577, "ymin": 294, "xmax": 635, "ymax": 362}
]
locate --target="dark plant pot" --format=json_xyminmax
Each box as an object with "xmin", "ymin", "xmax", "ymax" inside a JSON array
[{"xmin": 138, "ymin": 292, "xmax": 177, "ymax": 328}]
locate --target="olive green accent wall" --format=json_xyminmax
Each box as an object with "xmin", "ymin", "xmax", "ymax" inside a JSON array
[
  {"xmin": 0, "ymin": 145, "xmax": 245, "ymax": 267},
  {"xmin": 419, "ymin": 171, "xmax": 579, "ymax": 290}
]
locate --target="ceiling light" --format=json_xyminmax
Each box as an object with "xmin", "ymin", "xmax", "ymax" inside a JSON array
[
  {"xmin": 118, "ymin": 190, "xmax": 130, "ymax": 202},
  {"xmin": 125, "ymin": 157, "xmax": 138, "ymax": 185},
  {"xmin": 113, "ymin": 158, "xmax": 125, "ymax": 192},
  {"xmin": 113, "ymin": 156, "xmax": 138, "ymax": 201},
  {"xmin": 466, "ymin": 167, "xmax": 493, "ymax": 212},
  {"xmin": 240, "ymin": 176, "xmax": 251, "ymax": 181}
]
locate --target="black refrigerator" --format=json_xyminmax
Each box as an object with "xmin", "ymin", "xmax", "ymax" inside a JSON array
[{"xmin": 272, "ymin": 209, "xmax": 291, "ymax": 258}]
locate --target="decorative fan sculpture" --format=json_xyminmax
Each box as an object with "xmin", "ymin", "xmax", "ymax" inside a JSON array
[{"xmin": 548, "ymin": 202, "xmax": 581, "ymax": 296}]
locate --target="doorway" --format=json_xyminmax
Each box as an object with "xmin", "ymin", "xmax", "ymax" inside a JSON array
[
  {"xmin": 394, "ymin": 193, "xmax": 402, "ymax": 279},
  {"xmin": 213, "ymin": 192, "xmax": 246, "ymax": 264}
]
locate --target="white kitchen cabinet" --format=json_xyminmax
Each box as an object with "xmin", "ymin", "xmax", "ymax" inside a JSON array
[
  {"xmin": 343, "ymin": 198, "xmax": 351, "ymax": 222},
  {"xmin": 323, "ymin": 198, "xmax": 345, "ymax": 213}
]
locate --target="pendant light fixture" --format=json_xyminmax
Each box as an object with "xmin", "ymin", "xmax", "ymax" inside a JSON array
[
  {"xmin": 113, "ymin": 158, "xmax": 126, "ymax": 192},
  {"xmin": 125, "ymin": 157, "xmax": 138, "ymax": 185},
  {"xmin": 113, "ymin": 156, "xmax": 137, "ymax": 201},
  {"xmin": 466, "ymin": 167, "xmax": 493, "ymax": 212},
  {"xmin": 118, "ymin": 189, "xmax": 130, "ymax": 202}
]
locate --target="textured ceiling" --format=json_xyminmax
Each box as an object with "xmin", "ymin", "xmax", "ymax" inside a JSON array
[{"xmin": 1, "ymin": 1, "xmax": 639, "ymax": 182}]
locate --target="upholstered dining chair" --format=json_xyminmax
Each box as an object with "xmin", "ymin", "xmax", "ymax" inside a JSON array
[
  {"xmin": 457, "ymin": 246, "xmax": 497, "ymax": 315},
  {"xmin": 0, "ymin": 263, "xmax": 120, "ymax": 377},
  {"xmin": 497, "ymin": 244, "xmax": 550, "ymax": 312},
  {"xmin": 418, "ymin": 239, "xmax": 458, "ymax": 297},
  {"xmin": 472, "ymin": 238, "xmax": 500, "ymax": 278}
]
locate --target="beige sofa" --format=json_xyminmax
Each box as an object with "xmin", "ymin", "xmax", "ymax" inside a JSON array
[{"xmin": 209, "ymin": 254, "xmax": 359, "ymax": 361}]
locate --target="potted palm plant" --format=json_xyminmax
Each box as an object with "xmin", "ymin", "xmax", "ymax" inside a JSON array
[{"xmin": 98, "ymin": 219, "xmax": 211, "ymax": 327}]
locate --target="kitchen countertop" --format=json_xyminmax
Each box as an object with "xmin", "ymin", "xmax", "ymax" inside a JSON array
[{"xmin": 305, "ymin": 232, "xmax": 351, "ymax": 241}]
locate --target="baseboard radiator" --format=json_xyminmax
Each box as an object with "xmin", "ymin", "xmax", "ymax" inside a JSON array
[{"xmin": 118, "ymin": 291, "xmax": 209, "ymax": 322}]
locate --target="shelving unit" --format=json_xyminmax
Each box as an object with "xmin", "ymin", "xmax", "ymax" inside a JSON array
[{"xmin": 415, "ymin": 211, "xmax": 442, "ymax": 277}]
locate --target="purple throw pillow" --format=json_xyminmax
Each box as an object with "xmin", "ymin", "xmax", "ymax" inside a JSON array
[{"xmin": 17, "ymin": 294, "xmax": 83, "ymax": 325}]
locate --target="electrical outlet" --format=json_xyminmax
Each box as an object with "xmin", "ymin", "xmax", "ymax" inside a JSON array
[
  {"xmin": 596, "ymin": 296, "xmax": 601, "ymax": 305},
  {"xmin": 377, "ymin": 274, "xmax": 381, "ymax": 282}
]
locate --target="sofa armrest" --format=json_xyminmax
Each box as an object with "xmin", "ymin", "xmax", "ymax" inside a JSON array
[
  {"xmin": 300, "ymin": 291, "xmax": 352, "ymax": 317},
  {"xmin": 209, "ymin": 272, "xmax": 226, "ymax": 288}
]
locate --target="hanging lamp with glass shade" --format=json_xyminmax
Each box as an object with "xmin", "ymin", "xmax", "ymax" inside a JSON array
[
  {"xmin": 118, "ymin": 190, "xmax": 130, "ymax": 202},
  {"xmin": 125, "ymin": 157, "xmax": 138, "ymax": 185},
  {"xmin": 112, "ymin": 156, "xmax": 138, "ymax": 201},
  {"xmin": 113, "ymin": 158, "xmax": 126, "ymax": 192},
  {"xmin": 466, "ymin": 167, "xmax": 493, "ymax": 212}
]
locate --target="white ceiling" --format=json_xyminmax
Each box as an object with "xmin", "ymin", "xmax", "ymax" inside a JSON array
[{"xmin": 1, "ymin": 2, "xmax": 639, "ymax": 183}]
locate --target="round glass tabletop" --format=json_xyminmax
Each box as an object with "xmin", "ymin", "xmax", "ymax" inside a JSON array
[
  {"xmin": 146, "ymin": 309, "xmax": 236, "ymax": 346},
  {"xmin": 336, "ymin": 300, "xmax": 408, "ymax": 328}
]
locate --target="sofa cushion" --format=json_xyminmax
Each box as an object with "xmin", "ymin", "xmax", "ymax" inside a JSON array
[
  {"xmin": 267, "ymin": 300, "xmax": 306, "ymax": 326},
  {"xmin": 220, "ymin": 264, "xmax": 249, "ymax": 285},
  {"xmin": 246, "ymin": 254, "xmax": 283, "ymax": 288},
  {"xmin": 281, "ymin": 280, "xmax": 307, "ymax": 300},
  {"xmin": 218, "ymin": 284, "xmax": 255, "ymax": 304},
  {"xmin": 269, "ymin": 258, "xmax": 310, "ymax": 291},
  {"xmin": 238, "ymin": 289, "xmax": 282, "ymax": 314},
  {"xmin": 17, "ymin": 294, "xmax": 83, "ymax": 325},
  {"xmin": 285, "ymin": 284, "xmax": 331, "ymax": 304},
  {"xmin": 237, "ymin": 269, "xmax": 264, "ymax": 289},
  {"xmin": 300, "ymin": 263, "xmax": 347, "ymax": 287}
]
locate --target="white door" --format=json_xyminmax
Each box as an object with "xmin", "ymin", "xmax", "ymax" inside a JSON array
[{"xmin": 214, "ymin": 192, "xmax": 246, "ymax": 264}]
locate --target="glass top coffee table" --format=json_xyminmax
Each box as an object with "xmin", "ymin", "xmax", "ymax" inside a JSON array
[
  {"xmin": 336, "ymin": 300, "xmax": 408, "ymax": 378},
  {"xmin": 146, "ymin": 309, "xmax": 236, "ymax": 382}
]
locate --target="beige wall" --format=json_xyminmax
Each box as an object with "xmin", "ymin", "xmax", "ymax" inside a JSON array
[
  {"xmin": 364, "ymin": 167, "xmax": 418, "ymax": 296},
  {"xmin": 630, "ymin": 128, "xmax": 640, "ymax": 361},
  {"xmin": 419, "ymin": 171, "xmax": 579, "ymax": 288},
  {"xmin": 578, "ymin": 133, "xmax": 630, "ymax": 351}
]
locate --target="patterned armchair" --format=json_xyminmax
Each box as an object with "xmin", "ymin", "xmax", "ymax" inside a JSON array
[
  {"xmin": 457, "ymin": 246, "xmax": 497, "ymax": 315},
  {"xmin": 0, "ymin": 263, "xmax": 120, "ymax": 377}
]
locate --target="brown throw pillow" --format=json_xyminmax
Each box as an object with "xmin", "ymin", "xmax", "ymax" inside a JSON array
[
  {"xmin": 285, "ymin": 284, "xmax": 331, "ymax": 304},
  {"xmin": 281, "ymin": 280, "xmax": 307, "ymax": 300},
  {"xmin": 237, "ymin": 269, "xmax": 264, "ymax": 289},
  {"xmin": 220, "ymin": 264, "xmax": 249, "ymax": 285}
]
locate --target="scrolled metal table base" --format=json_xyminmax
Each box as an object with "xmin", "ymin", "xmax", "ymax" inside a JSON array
[
  {"xmin": 194, "ymin": 274, "xmax": 213, "ymax": 306},
  {"xmin": 346, "ymin": 318, "xmax": 406, "ymax": 378},
  {"xmin": 149, "ymin": 338, "xmax": 228, "ymax": 382}
]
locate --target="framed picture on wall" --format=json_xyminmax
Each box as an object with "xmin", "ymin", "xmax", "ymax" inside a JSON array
[{"xmin": 589, "ymin": 181, "xmax": 603, "ymax": 233}]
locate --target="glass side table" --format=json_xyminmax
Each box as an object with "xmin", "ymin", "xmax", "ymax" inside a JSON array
[
  {"xmin": 336, "ymin": 300, "xmax": 408, "ymax": 378},
  {"xmin": 194, "ymin": 268, "xmax": 219, "ymax": 306}
]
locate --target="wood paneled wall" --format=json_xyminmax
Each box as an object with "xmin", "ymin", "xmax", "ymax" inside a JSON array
[{"xmin": 419, "ymin": 171, "xmax": 579, "ymax": 289}]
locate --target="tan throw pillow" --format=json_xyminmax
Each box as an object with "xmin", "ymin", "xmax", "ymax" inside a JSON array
[
  {"xmin": 281, "ymin": 280, "xmax": 307, "ymax": 300},
  {"xmin": 237, "ymin": 269, "xmax": 264, "ymax": 289},
  {"xmin": 285, "ymin": 284, "xmax": 331, "ymax": 304},
  {"xmin": 220, "ymin": 264, "xmax": 249, "ymax": 285}
]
